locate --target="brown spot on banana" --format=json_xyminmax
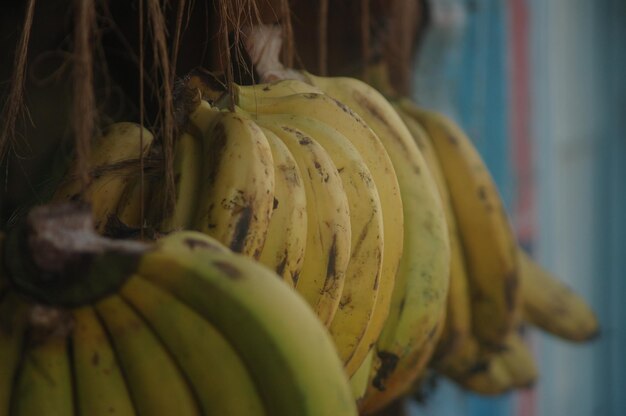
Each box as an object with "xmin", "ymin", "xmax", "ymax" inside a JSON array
[
  {"xmin": 212, "ymin": 260, "xmax": 242, "ymax": 279},
  {"xmin": 323, "ymin": 233, "xmax": 339, "ymax": 293},
  {"xmin": 183, "ymin": 238, "xmax": 219, "ymax": 251},
  {"xmin": 372, "ymin": 351, "xmax": 400, "ymax": 391},
  {"xmin": 229, "ymin": 205, "xmax": 253, "ymax": 253}
]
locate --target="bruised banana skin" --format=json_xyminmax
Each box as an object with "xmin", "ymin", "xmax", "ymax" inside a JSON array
[
  {"xmin": 72, "ymin": 306, "xmax": 135, "ymax": 416},
  {"xmin": 253, "ymin": 120, "xmax": 351, "ymax": 327},
  {"xmin": 52, "ymin": 122, "xmax": 155, "ymax": 234},
  {"xmin": 256, "ymin": 128, "xmax": 308, "ymax": 287},
  {"xmin": 404, "ymin": 104, "xmax": 521, "ymax": 350},
  {"xmin": 519, "ymin": 249, "xmax": 599, "ymax": 342},
  {"xmin": 137, "ymin": 244, "xmax": 357, "ymax": 416},
  {"xmin": 188, "ymin": 102, "xmax": 275, "ymax": 258},
  {"xmin": 121, "ymin": 275, "xmax": 266, "ymax": 415},
  {"xmin": 95, "ymin": 295, "xmax": 200, "ymax": 416},
  {"xmin": 394, "ymin": 103, "xmax": 473, "ymax": 365},
  {"xmin": 304, "ymin": 73, "xmax": 450, "ymax": 411},
  {"xmin": 259, "ymin": 113, "xmax": 383, "ymax": 376},
  {"xmin": 235, "ymin": 86, "xmax": 403, "ymax": 377}
]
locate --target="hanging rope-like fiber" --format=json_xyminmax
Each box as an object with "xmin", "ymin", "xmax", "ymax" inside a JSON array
[
  {"xmin": 0, "ymin": 0, "xmax": 36, "ymax": 167},
  {"xmin": 318, "ymin": 0, "xmax": 329, "ymax": 76},
  {"xmin": 73, "ymin": 0, "xmax": 97, "ymax": 193}
]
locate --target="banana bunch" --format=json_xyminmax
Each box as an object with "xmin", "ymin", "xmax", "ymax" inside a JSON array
[
  {"xmin": 0, "ymin": 220, "xmax": 357, "ymax": 416},
  {"xmin": 393, "ymin": 98, "xmax": 599, "ymax": 397}
]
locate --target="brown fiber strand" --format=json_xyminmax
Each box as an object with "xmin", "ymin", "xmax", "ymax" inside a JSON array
[
  {"xmin": 0, "ymin": 0, "xmax": 36, "ymax": 165},
  {"xmin": 318, "ymin": 0, "xmax": 328, "ymax": 76},
  {"xmin": 280, "ymin": 0, "xmax": 294, "ymax": 68},
  {"xmin": 147, "ymin": 0, "xmax": 176, "ymax": 218},
  {"xmin": 361, "ymin": 0, "xmax": 371, "ymax": 72},
  {"xmin": 218, "ymin": 0, "xmax": 236, "ymax": 111},
  {"xmin": 73, "ymin": 0, "xmax": 97, "ymax": 193},
  {"xmin": 170, "ymin": 0, "xmax": 187, "ymax": 81},
  {"xmin": 139, "ymin": 0, "xmax": 145, "ymax": 239}
]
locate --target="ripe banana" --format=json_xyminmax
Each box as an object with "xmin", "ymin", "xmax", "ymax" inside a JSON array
[
  {"xmin": 252, "ymin": 120, "xmax": 351, "ymax": 326},
  {"xmin": 188, "ymin": 101, "xmax": 275, "ymax": 258},
  {"xmin": 497, "ymin": 331, "xmax": 538, "ymax": 389},
  {"xmin": 52, "ymin": 122, "xmax": 154, "ymax": 234},
  {"xmin": 304, "ymin": 74, "xmax": 450, "ymax": 405},
  {"xmin": 72, "ymin": 306, "xmax": 135, "ymax": 416},
  {"xmin": 113, "ymin": 176, "xmax": 147, "ymax": 232},
  {"xmin": 0, "ymin": 294, "xmax": 28, "ymax": 416},
  {"xmin": 394, "ymin": 102, "xmax": 473, "ymax": 364},
  {"xmin": 95, "ymin": 295, "xmax": 200, "ymax": 416},
  {"xmin": 155, "ymin": 229, "xmax": 230, "ymax": 255},
  {"xmin": 404, "ymin": 104, "xmax": 520, "ymax": 350},
  {"xmin": 519, "ymin": 249, "xmax": 599, "ymax": 341},
  {"xmin": 259, "ymin": 113, "xmax": 384, "ymax": 374},
  {"xmin": 137, "ymin": 243, "xmax": 358, "ymax": 415},
  {"xmin": 11, "ymin": 323, "xmax": 73, "ymax": 416},
  {"xmin": 233, "ymin": 89, "xmax": 404, "ymax": 375},
  {"xmin": 256, "ymin": 128, "xmax": 308, "ymax": 287},
  {"xmin": 351, "ymin": 348, "xmax": 374, "ymax": 405},
  {"xmin": 149, "ymin": 131, "xmax": 202, "ymax": 232},
  {"xmin": 120, "ymin": 274, "xmax": 266, "ymax": 415}
]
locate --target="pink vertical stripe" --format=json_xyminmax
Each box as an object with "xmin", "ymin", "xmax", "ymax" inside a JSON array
[{"xmin": 508, "ymin": 0, "xmax": 536, "ymax": 414}]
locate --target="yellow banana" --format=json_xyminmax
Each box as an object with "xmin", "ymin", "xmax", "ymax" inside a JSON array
[
  {"xmin": 497, "ymin": 331, "xmax": 538, "ymax": 389},
  {"xmin": 304, "ymin": 74, "xmax": 450, "ymax": 405},
  {"xmin": 11, "ymin": 321, "xmax": 73, "ymax": 416},
  {"xmin": 394, "ymin": 102, "xmax": 473, "ymax": 364},
  {"xmin": 252, "ymin": 121, "xmax": 351, "ymax": 326},
  {"xmin": 233, "ymin": 89, "xmax": 403, "ymax": 374},
  {"xmin": 351, "ymin": 349, "xmax": 374, "ymax": 406},
  {"xmin": 404, "ymin": 105, "xmax": 520, "ymax": 350},
  {"xmin": 120, "ymin": 274, "xmax": 266, "ymax": 415},
  {"xmin": 361, "ymin": 308, "xmax": 445, "ymax": 414},
  {"xmin": 72, "ymin": 306, "xmax": 135, "ymax": 416},
  {"xmin": 519, "ymin": 249, "xmax": 599, "ymax": 341},
  {"xmin": 155, "ymin": 229, "xmax": 230, "ymax": 254},
  {"xmin": 257, "ymin": 128, "xmax": 308, "ymax": 287},
  {"xmin": 0, "ymin": 294, "xmax": 28, "ymax": 416},
  {"xmin": 95, "ymin": 295, "xmax": 200, "ymax": 416},
  {"xmin": 188, "ymin": 102, "xmax": 275, "ymax": 258},
  {"xmin": 52, "ymin": 122, "xmax": 154, "ymax": 234},
  {"xmin": 259, "ymin": 113, "xmax": 383, "ymax": 374},
  {"xmin": 149, "ymin": 131, "xmax": 202, "ymax": 232},
  {"xmin": 137, "ymin": 243, "xmax": 357, "ymax": 415}
]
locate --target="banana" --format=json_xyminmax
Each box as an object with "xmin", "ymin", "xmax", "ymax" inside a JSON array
[
  {"xmin": 114, "ymin": 175, "xmax": 148, "ymax": 231},
  {"xmin": 72, "ymin": 306, "xmax": 135, "ymax": 416},
  {"xmin": 233, "ymin": 79, "xmax": 321, "ymax": 107},
  {"xmin": 233, "ymin": 90, "xmax": 403, "ymax": 373},
  {"xmin": 497, "ymin": 331, "xmax": 538, "ymax": 389},
  {"xmin": 155, "ymin": 229, "xmax": 231, "ymax": 254},
  {"xmin": 188, "ymin": 102, "xmax": 275, "ymax": 258},
  {"xmin": 137, "ymin": 244, "xmax": 357, "ymax": 415},
  {"xmin": 256, "ymin": 127, "xmax": 308, "ymax": 287},
  {"xmin": 457, "ymin": 351, "xmax": 513, "ymax": 396},
  {"xmin": 394, "ymin": 102, "xmax": 473, "ymax": 364},
  {"xmin": 11, "ymin": 321, "xmax": 73, "ymax": 416},
  {"xmin": 95, "ymin": 294, "xmax": 200, "ymax": 416},
  {"xmin": 303, "ymin": 74, "xmax": 450, "ymax": 404},
  {"xmin": 519, "ymin": 249, "xmax": 599, "ymax": 341},
  {"xmin": 351, "ymin": 348, "xmax": 374, "ymax": 405},
  {"xmin": 149, "ymin": 131, "xmax": 202, "ymax": 232},
  {"xmin": 251, "ymin": 120, "xmax": 351, "ymax": 326},
  {"xmin": 120, "ymin": 274, "xmax": 266, "ymax": 415},
  {"xmin": 52, "ymin": 122, "xmax": 154, "ymax": 233},
  {"xmin": 258, "ymin": 113, "xmax": 383, "ymax": 374},
  {"xmin": 0, "ymin": 294, "xmax": 28, "ymax": 416},
  {"xmin": 361, "ymin": 308, "xmax": 445, "ymax": 414},
  {"xmin": 404, "ymin": 104, "xmax": 520, "ymax": 350}
]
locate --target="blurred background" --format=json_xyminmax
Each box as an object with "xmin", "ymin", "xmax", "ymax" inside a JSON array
[{"xmin": 412, "ymin": 0, "xmax": 625, "ymax": 415}]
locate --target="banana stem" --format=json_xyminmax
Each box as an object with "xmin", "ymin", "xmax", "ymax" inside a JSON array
[{"xmin": 4, "ymin": 202, "xmax": 149, "ymax": 307}]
